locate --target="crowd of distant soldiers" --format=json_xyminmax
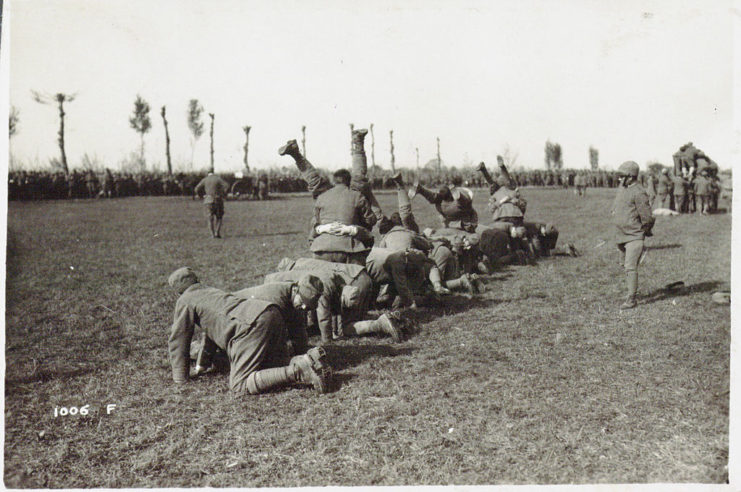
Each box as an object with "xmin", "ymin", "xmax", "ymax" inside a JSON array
[{"xmin": 8, "ymin": 166, "xmax": 674, "ymax": 201}]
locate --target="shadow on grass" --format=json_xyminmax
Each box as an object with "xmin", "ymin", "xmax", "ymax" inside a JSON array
[
  {"xmin": 324, "ymin": 344, "xmax": 415, "ymax": 372},
  {"xmin": 645, "ymin": 243, "xmax": 682, "ymax": 251},
  {"xmin": 641, "ymin": 280, "xmax": 726, "ymax": 305}
]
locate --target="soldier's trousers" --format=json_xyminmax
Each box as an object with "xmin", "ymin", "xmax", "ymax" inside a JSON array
[{"xmin": 227, "ymin": 307, "xmax": 289, "ymax": 393}]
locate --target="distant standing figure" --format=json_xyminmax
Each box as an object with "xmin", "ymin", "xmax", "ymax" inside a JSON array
[
  {"xmin": 611, "ymin": 161, "xmax": 655, "ymax": 310},
  {"xmin": 194, "ymin": 172, "xmax": 230, "ymax": 238}
]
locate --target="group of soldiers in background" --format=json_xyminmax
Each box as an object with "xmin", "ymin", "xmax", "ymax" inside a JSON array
[
  {"xmin": 168, "ymin": 129, "xmax": 580, "ymax": 395},
  {"xmin": 13, "ymin": 156, "xmax": 728, "ymax": 202},
  {"xmin": 647, "ymin": 142, "xmax": 723, "ymax": 215}
]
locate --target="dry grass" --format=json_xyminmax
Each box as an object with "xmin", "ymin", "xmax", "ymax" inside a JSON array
[{"xmin": 4, "ymin": 188, "xmax": 730, "ymax": 487}]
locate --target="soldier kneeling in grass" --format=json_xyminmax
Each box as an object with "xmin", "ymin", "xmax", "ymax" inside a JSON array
[{"xmin": 167, "ymin": 267, "xmax": 332, "ymax": 394}]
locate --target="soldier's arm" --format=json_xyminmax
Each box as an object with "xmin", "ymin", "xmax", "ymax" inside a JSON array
[
  {"xmin": 194, "ymin": 179, "xmax": 205, "ymax": 195},
  {"xmin": 316, "ymin": 293, "xmax": 334, "ymax": 343},
  {"xmin": 195, "ymin": 332, "xmax": 218, "ymax": 373},
  {"xmin": 635, "ymin": 190, "xmax": 655, "ymax": 232},
  {"xmin": 168, "ymin": 302, "xmax": 196, "ymax": 384},
  {"xmin": 358, "ymin": 194, "xmax": 377, "ymax": 229}
]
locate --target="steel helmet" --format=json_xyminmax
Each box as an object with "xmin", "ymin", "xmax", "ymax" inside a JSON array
[{"xmin": 617, "ymin": 161, "xmax": 640, "ymax": 177}]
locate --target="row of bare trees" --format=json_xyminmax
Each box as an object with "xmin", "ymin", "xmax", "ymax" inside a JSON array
[
  {"xmin": 15, "ymin": 93, "xmax": 550, "ymax": 173},
  {"xmin": 20, "ymin": 92, "xmax": 232, "ymax": 176}
]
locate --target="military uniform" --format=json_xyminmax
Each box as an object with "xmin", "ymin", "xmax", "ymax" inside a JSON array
[
  {"xmin": 488, "ymin": 186, "xmax": 527, "ymax": 226},
  {"xmin": 232, "ymin": 282, "xmax": 310, "ymax": 356},
  {"xmin": 611, "ymin": 162, "xmax": 655, "ymax": 308},
  {"xmin": 169, "ymin": 281, "xmax": 297, "ymax": 393}
]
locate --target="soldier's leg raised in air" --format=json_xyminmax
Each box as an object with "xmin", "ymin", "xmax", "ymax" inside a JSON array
[
  {"xmin": 279, "ymin": 139, "xmax": 331, "ymax": 197},
  {"xmin": 392, "ymin": 172, "xmax": 420, "ymax": 231},
  {"xmin": 350, "ymin": 129, "xmax": 384, "ymax": 222}
]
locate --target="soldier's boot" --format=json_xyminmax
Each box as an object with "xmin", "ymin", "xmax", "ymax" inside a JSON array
[
  {"xmin": 469, "ymin": 273, "xmax": 486, "ymax": 293},
  {"xmin": 278, "ymin": 140, "xmax": 309, "ymax": 172},
  {"xmin": 477, "ymin": 162, "xmax": 495, "ymax": 185},
  {"xmin": 567, "ymin": 243, "xmax": 580, "ymax": 257},
  {"xmin": 244, "ymin": 366, "xmax": 295, "ymax": 394},
  {"xmin": 408, "ymin": 179, "xmax": 439, "ymax": 204},
  {"xmin": 289, "ymin": 347, "xmax": 332, "ymax": 393},
  {"xmin": 391, "ymin": 172, "xmax": 404, "ymax": 189},
  {"xmin": 620, "ymin": 271, "xmax": 638, "ymax": 310},
  {"xmin": 429, "ymin": 266, "xmax": 451, "ymax": 295},
  {"xmin": 347, "ymin": 313, "xmax": 405, "ymax": 342},
  {"xmin": 446, "ymin": 274, "xmax": 476, "ymax": 295}
]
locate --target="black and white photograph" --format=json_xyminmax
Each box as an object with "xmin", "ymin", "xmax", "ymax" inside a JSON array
[{"xmin": 2, "ymin": 0, "xmax": 736, "ymax": 488}]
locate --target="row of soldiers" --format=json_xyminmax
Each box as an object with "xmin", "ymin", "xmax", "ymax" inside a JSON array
[
  {"xmin": 167, "ymin": 129, "xmax": 578, "ymax": 395},
  {"xmin": 12, "ymin": 163, "xmax": 718, "ymax": 201}
]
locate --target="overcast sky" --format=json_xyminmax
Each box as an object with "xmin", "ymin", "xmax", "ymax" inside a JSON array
[{"xmin": 7, "ymin": 0, "xmax": 736, "ymax": 173}]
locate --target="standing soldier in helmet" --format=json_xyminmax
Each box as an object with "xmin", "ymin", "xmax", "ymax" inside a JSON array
[{"xmin": 611, "ymin": 161, "xmax": 655, "ymax": 310}]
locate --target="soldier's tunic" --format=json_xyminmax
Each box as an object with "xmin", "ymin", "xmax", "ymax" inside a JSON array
[
  {"xmin": 435, "ymin": 188, "xmax": 478, "ymax": 232},
  {"xmin": 611, "ymin": 181, "xmax": 654, "ymax": 274},
  {"xmin": 671, "ymin": 174, "xmax": 687, "ymax": 213},
  {"xmin": 655, "ymin": 173, "xmax": 673, "ymax": 209},
  {"xmin": 310, "ymin": 183, "xmax": 376, "ymax": 263},
  {"xmin": 168, "ymin": 283, "xmax": 286, "ymax": 393},
  {"xmin": 232, "ymin": 282, "xmax": 308, "ymax": 356},
  {"xmin": 365, "ymin": 247, "xmax": 431, "ymax": 306},
  {"xmin": 488, "ymin": 187, "xmax": 527, "ymax": 225},
  {"xmin": 265, "ymin": 270, "xmax": 345, "ymax": 343},
  {"xmin": 194, "ymin": 174, "xmax": 229, "ymax": 217},
  {"xmin": 694, "ymin": 174, "xmax": 711, "ymax": 213},
  {"xmin": 379, "ymin": 225, "xmax": 433, "ymax": 252}
]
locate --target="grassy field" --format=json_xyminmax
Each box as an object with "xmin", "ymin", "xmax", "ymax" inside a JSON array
[{"xmin": 4, "ymin": 187, "xmax": 731, "ymax": 487}]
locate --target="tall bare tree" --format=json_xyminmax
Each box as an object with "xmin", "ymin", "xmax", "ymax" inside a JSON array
[
  {"xmin": 500, "ymin": 144, "xmax": 519, "ymax": 168},
  {"xmin": 436, "ymin": 137, "xmax": 441, "ymax": 171},
  {"xmin": 301, "ymin": 125, "xmax": 307, "ymax": 158},
  {"xmin": 370, "ymin": 123, "xmax": 375, "ymax": 168},
  {"xmin": 207, "ymin": 113, "xmax": 215, "ymax": 173},
  {"xmin": 389, "ymin": 130, "xmax": 396, "ymax": 173},
  {"xmin": 349, "ymin": 123, "xmax": 354, "ymax": 154},
  {"xmin": 415, "ymin": 147, "xmax": 420, "ymax": 169},
  {"xmin": 160, "ymin": 106, "xmax": 172, "ymax": 175},
  {"xmin": 187, "ymin": 99, "xmax": 204, "ymax": 169},
  {"xmin": 129, "ymin": 94, "xmax": 151, "ymax": 170},
  {"xmin": 544, "ymin": 140, "xmax": 563, "ymax": 170},
  {"xmin": 243, "ymin": 126, "xmax": 251, "ymax": 172},
  {"xmin": 32, "ymin": 91, "xmax": 76, "ymax": 174}
]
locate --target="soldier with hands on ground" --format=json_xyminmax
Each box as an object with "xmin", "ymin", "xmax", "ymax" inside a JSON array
[{"xmin": 167, "ymin": 267, "xmax": 332, "ymax": 394}]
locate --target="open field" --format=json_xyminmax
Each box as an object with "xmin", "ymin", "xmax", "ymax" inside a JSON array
[{"xmin": 4, "ymin": 187, "xmax": 731, "ymax": 487}]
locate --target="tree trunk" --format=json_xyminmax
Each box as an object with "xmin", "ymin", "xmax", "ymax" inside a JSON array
[
  {"xmin": 389, "ymin": 130, "xmax": 396, "ymax": 173},
  {"xmin": 301, "ymin": 125, "xmax": 307, "ymax": 159},
  {"xmin": 436, "ymin": 137, "xmax": 441, "ymax": 172},
  {"xmin": 209, "ymin": 113, "xmax": 215, "ymax": 173},
  {"xmin": 57, "ymin": 99, "xmax": 69, "ymax": 175},
  {"xmin": 161, "ymin": 106, "xmax": 172, "ymax": 175},
  {"xmin": 370, "ymin": 124, "xmax": 375, "ymax": 168},
  {"xmin": 416, "ymin": 147, "xmax": 419, "ymax": 169},
  {"xmin": 243, "ymin": 126, "xmax": 251, "ymax": 172}
]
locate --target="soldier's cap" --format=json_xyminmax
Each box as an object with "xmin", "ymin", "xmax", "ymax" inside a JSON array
[
  {"xmin": 297, "ymin": 274, "xmax": 324, "ymax": 310},
  {"xmin": 617, "ymin": 161, "xmax": 640, "ymax": 177},
  {"xmin": 341, "ymin": 285, "xmax": 361, "ymax": 308},
  {"xmin": 168, "ymin": 267, "xmax": 199, "ymax": 293},
  {"xmin": 277, "ymin": 257, "xmax": 295, "ymax": 272}
]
